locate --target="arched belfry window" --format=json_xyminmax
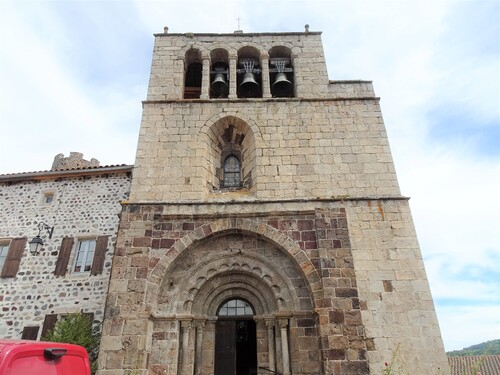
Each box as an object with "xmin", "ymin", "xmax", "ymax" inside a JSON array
[
  {"xmin": 237, "ymin": 46, "xmax": 262, "ymax": 98},
  {"xmin": 184, "ymin": 49, "xmax": 202, "ymax": 99},
  {"xmin": 218, "ymin": 299, "xmax": 254, "ymax": 316},
  {"xmin": 210, "ymin": 49, "xmax": 229, "ymax": 99},
  {"xmin": 269, "ymin": 46, "xmax": 294, "ymax": 98},
  {"xmin": 223, "ymin": 155, "xmax": 241, "ymax": 188}
]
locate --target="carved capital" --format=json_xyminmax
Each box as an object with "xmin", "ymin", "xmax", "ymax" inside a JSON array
[{"xmin": 278, "ymin": 319, "xmax": 289, "ymax": 329}]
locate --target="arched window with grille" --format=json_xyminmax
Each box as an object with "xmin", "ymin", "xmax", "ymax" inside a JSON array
[
  {"xmin": 218, "ymin": 299, "xmax": 254, "ymax": 316},
  {"xmin": 223, "ymin": 155, "xmax": 241, "ymax": 188}
]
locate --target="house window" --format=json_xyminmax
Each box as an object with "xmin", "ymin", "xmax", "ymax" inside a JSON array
[
  {"xmin": 218, "ymin": 299, "xmax": 254, "ymax": 316},
  {"xmin": 223, "ymin": 155, "xmax": 241, "ymax": 188},
  {"xmin": 0, "ymin": 243, "xmax": 9, "ymax": 271},
  {"xmin": 73, "ymin": 239, "xmax": 96, "ymax": 273},
  {"xmin": 43, "ymin": 192, "xmax": 54, "ymax": 204}
]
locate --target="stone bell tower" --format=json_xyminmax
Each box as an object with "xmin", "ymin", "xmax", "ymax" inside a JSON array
[{"xmin": 98, "ymin": 27, "xmax": 449, "ymax": 375}]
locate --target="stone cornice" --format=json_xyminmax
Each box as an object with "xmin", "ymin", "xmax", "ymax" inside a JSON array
[
  {"xmin": 142, "ymin": 97, "xmax": 380, "ymax": 105},
  {"xmin": 124, "ymin": 196, "xmax": 409, "ymax": 207},
  {"xmin": 154, "ymin": 31, "xmax": 322, "ymax": 37}
]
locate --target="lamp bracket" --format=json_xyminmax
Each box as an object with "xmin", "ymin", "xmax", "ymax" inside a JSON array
[{"xmin": 36, "ymin": 221, "xmax": 54, "ymax": 239}]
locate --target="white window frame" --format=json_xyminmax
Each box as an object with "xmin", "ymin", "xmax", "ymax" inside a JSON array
[
  {"xmin": 72, "ymin": 239, "xmax": 96, "ymax": 273},
  {"xmin": 0, "ymin": 242, "xmax": 10, "ymax": 272}
]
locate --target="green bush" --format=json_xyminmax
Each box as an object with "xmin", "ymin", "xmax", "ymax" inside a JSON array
[{"xmin": 41, "ymin": 313, "xmax": 100, "ymax": 374}]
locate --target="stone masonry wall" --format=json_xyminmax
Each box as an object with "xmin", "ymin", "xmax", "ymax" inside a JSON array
[
  {"xmin": 131, "ymin": 99, "xmax": 399, "ymax": 202},
  {"xmin": 346, "ymin": 199, "xmax": 450, "ymax": 374},
  {"xmin": 0, "ymin": 171, "xmax": 131, "ymax": 338},
  {"xmin": 98, "ymin": 201, "xmax": 370, "ymax": 375}
]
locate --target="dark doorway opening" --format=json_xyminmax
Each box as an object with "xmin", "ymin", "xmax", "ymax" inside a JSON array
[{"xmin": 215, "ymin": 319, "xmax": 257, "ymax": 375}]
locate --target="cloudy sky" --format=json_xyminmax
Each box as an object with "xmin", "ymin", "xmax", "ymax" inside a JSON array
[{"xmin": 1, "ymin": 0, "xmax": 498, "ymax": 351}]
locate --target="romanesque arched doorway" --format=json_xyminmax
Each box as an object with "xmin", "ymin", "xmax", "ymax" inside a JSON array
[{"xmin": 153, "ymin": 230, "xmax": 322, "ymax": 375}]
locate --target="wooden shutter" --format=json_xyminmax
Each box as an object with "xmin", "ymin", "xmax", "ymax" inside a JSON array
[
  {"xmin": 54, "ymin": 237, "xmax": 74, "ymax": 276},
  {"xmin": 1, "ymin": 238, "xmax": 27, "ymax": 278},
  {"xmin": 21, "ymin": 326, "xmax": 39, "ymax": 340},
  {"xmin": 91, "ymin": 236, "xmax": 108, "ymax": 275},
  {"xmin": 41, "ymin": 314, "xmax": 58, "ymax": 338},
  {"xmin": 82, "ymin": 312, "xmax": 95, "ymax": 325}
]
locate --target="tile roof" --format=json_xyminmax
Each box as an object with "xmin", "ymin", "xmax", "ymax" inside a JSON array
[
  {"xmin": 448, "ymin": 355, "xmax": 500, "ymax": 375},
  {"xmin": 0, "ymin": 165, "xmax": 133, "ymax": 182}
]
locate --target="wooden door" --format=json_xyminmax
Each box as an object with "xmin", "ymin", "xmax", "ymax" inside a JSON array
[{"xmin": 215, "ymin": 321, "xmax": 236, "ymax": 375}]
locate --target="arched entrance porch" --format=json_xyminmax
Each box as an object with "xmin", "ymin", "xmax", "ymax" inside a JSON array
[{"xmin": 152, "ymin": 230, "xmax": 321, "ymax": 375}]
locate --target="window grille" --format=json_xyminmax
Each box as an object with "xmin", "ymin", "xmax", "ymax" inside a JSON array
[
  {"xmin": 223, "ymin": 156, "xmax": 241, "ymax": 187},
  {"xmin": 218, "ymin": 299, "xmax": 254, "ymax": 316}
]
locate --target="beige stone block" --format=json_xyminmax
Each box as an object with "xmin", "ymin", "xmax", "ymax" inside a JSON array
[{"xmin": 100, "ymin": 336, "xmax": 123, "ymax": 351}]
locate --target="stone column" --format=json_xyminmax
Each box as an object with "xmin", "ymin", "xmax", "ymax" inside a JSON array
[
  {"xmin": 201, "ymin": 57, "xmax": 210, "ymax": 100},
  {"xmin": 206, "ymin": 319, "xmax": 217, "ymax": 375},
  {"xmin": 266, "ymin": 319, "xmax": 276, "ymax": 372},
  {"xmin": 181, "ymin": 320, "xmax": 193, "ymax": 375},
  {"xmin": 261, "ymin": 53, "xmax": 271, "ymax": 98},
  {"xmin": 195, "ymin": 321, "xmax": 205, "ymax": 375},
  {"xmin": 291, "ymin": 53, "xmax": 298, "ymax": 97},
  {"xmin": 279, "ymin": 319, "xmax": 290, "ymax": 375},
  {"xmin": 229, "ymin": 55, "xmax": 238, "ymax": 99},
  {"xmin": 178, "ymin": 57, "xmax": 186, "ymax": 99}
]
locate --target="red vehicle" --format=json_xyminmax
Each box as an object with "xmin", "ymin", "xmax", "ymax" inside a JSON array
[{"xmin": 0, "ymin": 339, "xmax": 91, "ymax": 375}]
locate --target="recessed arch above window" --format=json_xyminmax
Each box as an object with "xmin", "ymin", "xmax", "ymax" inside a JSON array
[
  {"xmin": 218, "ymin": 298, "xmax": 254, "ymax": 316},
  {"xmin": 205, "ymin": 116, "xmax": 257, "ymax": 193}
]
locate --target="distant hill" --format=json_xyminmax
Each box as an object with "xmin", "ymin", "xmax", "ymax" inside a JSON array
[{"xmin": 447, "ymin": 339, "xmax": 500, "ymax": 357}]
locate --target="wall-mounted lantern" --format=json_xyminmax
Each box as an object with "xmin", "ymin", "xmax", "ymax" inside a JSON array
[{"xmin": 29, "ymin": 222, "xmax": 54, "ymax": 255}]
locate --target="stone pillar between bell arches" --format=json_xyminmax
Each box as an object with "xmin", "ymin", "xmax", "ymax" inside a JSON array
[
  {"xmin": 229, "ymin": 55, "xmax": 237, "ymax": 99},
  {"xmin": 200, "ymin": 57, "xmax": 210, "ymax": 100},
  {"xmin": 261, "ymin": 53, "xmax": 271, "ymax": 98}
]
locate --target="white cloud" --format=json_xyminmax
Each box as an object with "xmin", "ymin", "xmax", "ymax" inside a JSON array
[{"xmin": 438, "ymin": 305, "xmax": 500, "ymax": 351}]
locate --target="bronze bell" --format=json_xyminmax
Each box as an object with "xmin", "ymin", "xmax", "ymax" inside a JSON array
[
  {"xmin": 239, "ymin": 72, "xmax": 260, "ymax": 97},
  {"xmin": 272, "ymin": 72, "xmax": 293, "ymax": 97},
  {"xmin": 211, "ymin": 73, "xmax": 228, "ymax": 96}
]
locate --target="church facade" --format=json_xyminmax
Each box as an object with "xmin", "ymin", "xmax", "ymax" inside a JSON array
[{"xmin": 96, "ymin": 28, "xmax": 448, "ymax": 375}]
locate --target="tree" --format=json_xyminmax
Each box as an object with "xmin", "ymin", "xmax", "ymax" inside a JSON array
[{"xmin": 42, "ymin": 313, "xmax": 100, "ymax": 373}]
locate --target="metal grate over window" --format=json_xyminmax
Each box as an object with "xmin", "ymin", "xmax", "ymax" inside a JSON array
[{"xmin": 218, "ymin": 299, "xmax": 254, "ymax": 316}]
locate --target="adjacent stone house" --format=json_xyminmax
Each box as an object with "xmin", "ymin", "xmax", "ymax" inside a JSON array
[
  {"xmin": 0, "ymin": 152, "xmax": 132, "ymax": 340},
  {"xmin": 97, "ymin": 28, "xmax": 449, "ymax": 375}
]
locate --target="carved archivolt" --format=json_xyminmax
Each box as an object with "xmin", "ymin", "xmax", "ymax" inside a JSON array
[{"xmin": 156, "ymin": 232, "xmax": 313, "ymax": 317}]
